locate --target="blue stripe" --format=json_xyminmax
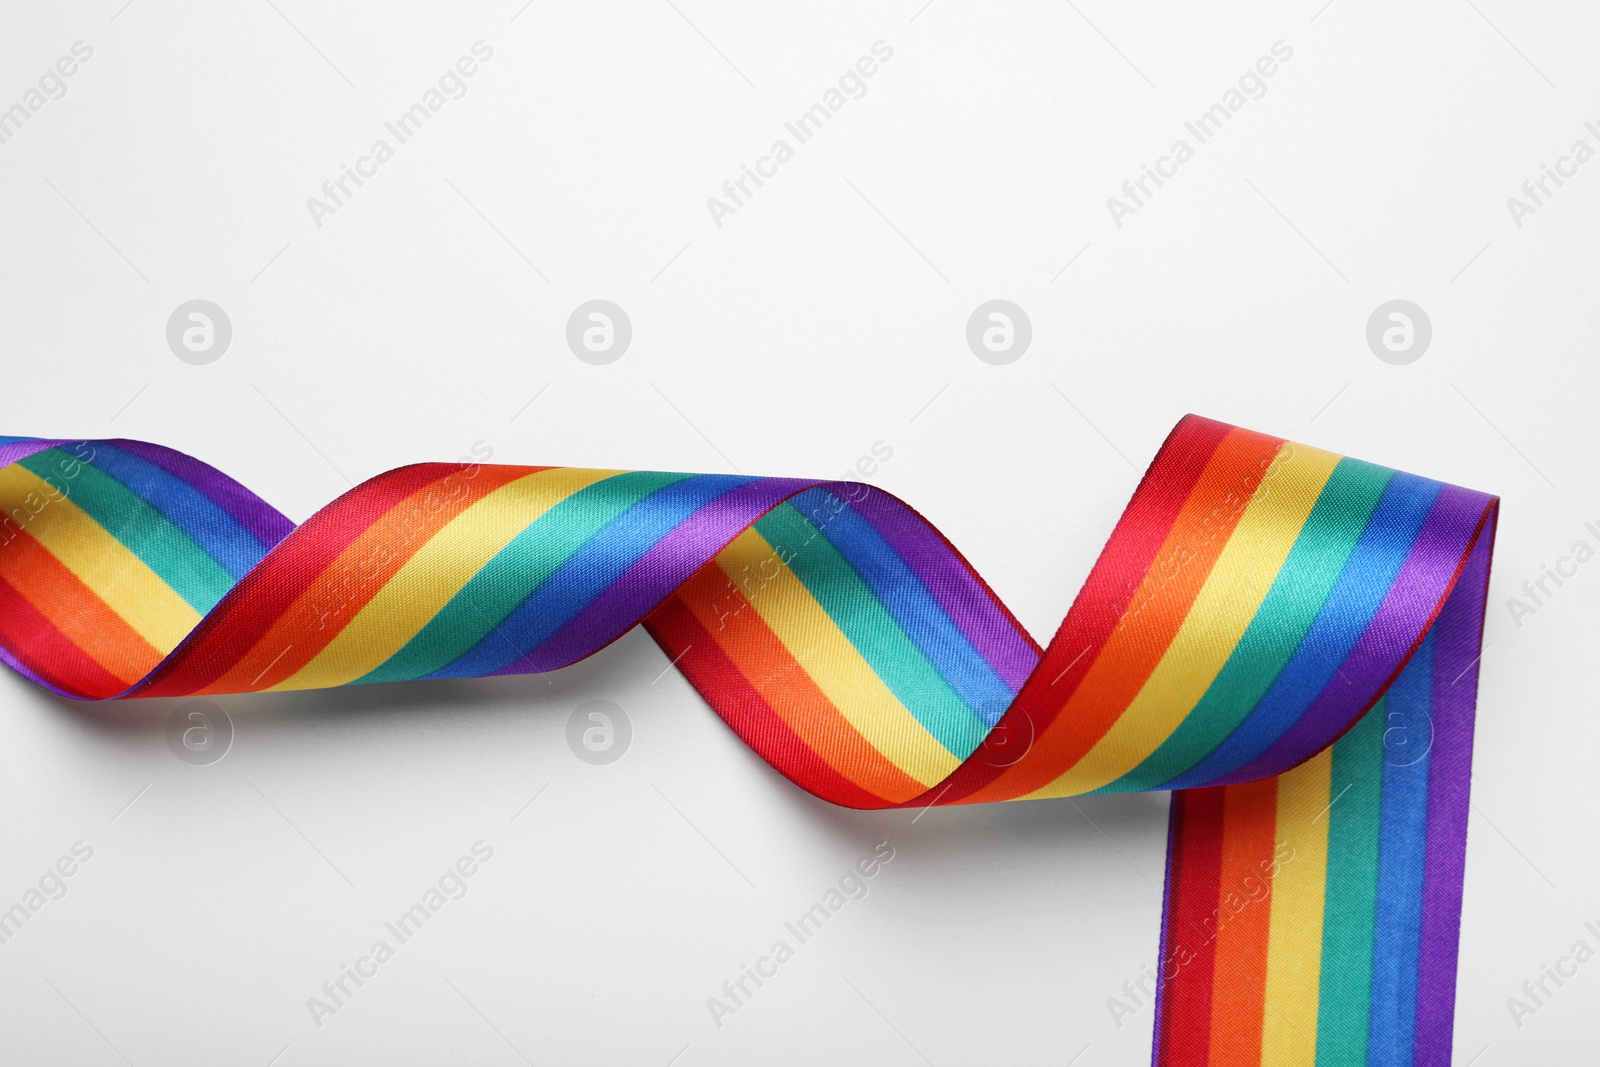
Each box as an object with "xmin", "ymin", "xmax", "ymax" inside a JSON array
[
  {"xmin": 424, "ymin": 474, "xmax": 755, "ymax": 679},
  {"xmin": 1367, "ymin": 633, "xmax": 1432, "ymax": 1063},
  {"xmin": 809, "ymin": 493, "xmax": 1016, "ymax": 723},
  {"xmin": 1157, "ymin": 472, "xmax": 1443, "ymax": 790},
  {"xmin": 90, "ymin": 443, "xmax": 271, "ymax": 579}
]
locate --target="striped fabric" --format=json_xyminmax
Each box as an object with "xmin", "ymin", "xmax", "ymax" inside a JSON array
[{"xmin": 0, "ymin": 416, "xmax": 1495, "ymax": 1065}]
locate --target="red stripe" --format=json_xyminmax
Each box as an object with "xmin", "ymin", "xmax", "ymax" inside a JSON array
[
  {"xmin": 644, "ymin": 593, "xmax": 891, "ymax": 810},
  {"xmin": 136, "ymin": 464, "xmax": 466, "ymax": 696},
  {"xmin": 927, "ymin": 415, "xmax": 1235, "ymax": 806},
  {"xmin": 0, "ymin": 577, "xmax": 129, "ymax": 699},
  {"xmin": 1156, "ymin": 787, "xmax": 1225, "ymax": 1067}
]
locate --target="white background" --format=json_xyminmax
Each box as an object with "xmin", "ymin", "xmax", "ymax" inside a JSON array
[{"xmin": 1, "ymin": 1, "xmax": 1597, "ymax": 1064}]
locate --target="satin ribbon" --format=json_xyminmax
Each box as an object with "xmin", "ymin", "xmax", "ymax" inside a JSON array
[{"xmin": 0, "ymin": 415, "xmax": 1495, "ymax": 1065}]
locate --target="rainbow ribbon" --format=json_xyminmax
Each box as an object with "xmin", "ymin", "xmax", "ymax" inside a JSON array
[{"xmin": 0, "ymin": 415, "xmax": 1494, "ymax": 1065}]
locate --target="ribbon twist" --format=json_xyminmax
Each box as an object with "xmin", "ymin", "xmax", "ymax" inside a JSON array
[{"xmin": 0, "ymin": 416, "xmax": 1495, "ymax": 1066}]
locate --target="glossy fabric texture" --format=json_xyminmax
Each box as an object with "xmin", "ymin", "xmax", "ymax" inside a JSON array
[{"xmin": 0, "ymin": 416, "xmax": 1496, "ymax": 1065}]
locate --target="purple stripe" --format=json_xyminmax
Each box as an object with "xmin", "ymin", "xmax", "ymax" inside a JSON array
[
  {"xmin": 489, "ymin": 477, "xmax": 818, "ymax": 674},
  {"xmin": 0, "ymin": 438, "xmax": 70, "ymax": 469},
  {"xmin": 848, "ymin": 487, "xmax": 1040, "ymax": 690},
  {"xmin": 1213, "ymin": 485, "xmax": 1493, "ymax": 786},
  {"xmin": 109, "ymin": 438, "xmax": 295, "ymax": 549},
  {"xmin": 1413, "ymin": 509, "xmax": 1494, "ymax": 1064}
]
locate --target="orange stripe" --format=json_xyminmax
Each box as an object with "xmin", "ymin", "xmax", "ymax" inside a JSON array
[
  {"xmin": 202, "ymin": 465, "xmax": 536, "ymax": 694},
  {"xmin": 0, "ymin": 529, "xmax": 164, "ymax": 685},
  {"xmin": 677, "ymin": 567, "xmax": 928, "ymax": 804},
  {"xmin": 966, "ymin": 428, "xmax": 1284, "ymax": 803},
  {"xmin": 1206, "ymin": 778, "xmax": 1278, "ymax": 1066}
]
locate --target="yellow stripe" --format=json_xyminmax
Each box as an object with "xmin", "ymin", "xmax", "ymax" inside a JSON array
[
  {"xmin": 1026, "ymin": 443, "xmax": 1340, "ymax": 798},
  {"xmin": 1260, "ymin": 746, "xmax": 1333, "ymax": 1063},
  {"xmin": 276, "ymin": 468, "xmax": 622, "ymax": 691},
  {"xmin": 718, "ymin": 527, "xmax": 959, "ymax": 788},
  {"xmin": 0, "ymin": 465, "xmax": 199, "ymax": 653}
]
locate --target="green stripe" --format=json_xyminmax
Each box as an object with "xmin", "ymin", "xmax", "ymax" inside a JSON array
[
  {"xmin": 1314, "ymin": 700, "xmax": 1385, "ymax": 1063},
  {"xmin": 1094, "ymin": 458, "xmax": 1394, "ymax": 794},
  {"xmin": 19, "ymin": 449, "xmax": 234, "ymax": 613},
  {"xmin": 754, "ymin": 503, "xmax": 986, "ymax": 759},
  {"xmin": 358, "ymin": 471, "xmax": 692, "ymax": 684}
]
